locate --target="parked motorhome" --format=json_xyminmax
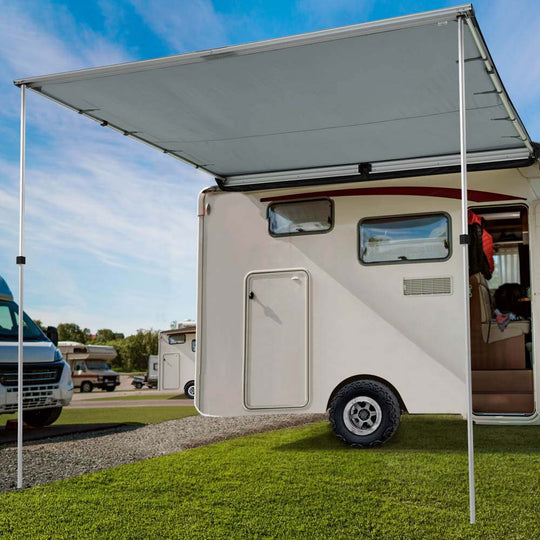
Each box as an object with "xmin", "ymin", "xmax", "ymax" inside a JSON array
[
  {"xmin": 14, "ymin": 5, "xmax": 540, "ymax": 448},
  {"xmin": 58, "ymin": 341, "xmax": 119, "ymax": 392},
  {"xmin": 158, "ymin": 323, "xmax": 196, "ymax": 398},
  {"xmin": 0, "ymin": 276, "xmax": 73, "ymax": 427}
]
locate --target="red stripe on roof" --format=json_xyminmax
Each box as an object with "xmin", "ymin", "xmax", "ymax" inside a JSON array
[{"xmin": 260, "ymin": 187, "xmax": 525, "ymax": 203}]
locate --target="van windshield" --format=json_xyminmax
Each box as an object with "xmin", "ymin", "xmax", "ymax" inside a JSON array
[
  {"xmin": 86, "ymin": 361, "xmax": 111, "ymax": 371},
  {"xmin": 0, "ymin": 300, "xmax": 48, "ymax": 342}
]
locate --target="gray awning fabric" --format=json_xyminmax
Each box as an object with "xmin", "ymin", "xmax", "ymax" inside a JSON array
[{"xmin": 14, "ymin": 5, "xmax": 533, "ymax": 187}]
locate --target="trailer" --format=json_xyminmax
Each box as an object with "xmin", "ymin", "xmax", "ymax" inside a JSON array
[
  {"xmin": 12, "ymin": 4, "xmax": 540, "ymax": 518},
  {"xmin": 158, "ymin": 323, "xmax": 196, "ymax": 398}
]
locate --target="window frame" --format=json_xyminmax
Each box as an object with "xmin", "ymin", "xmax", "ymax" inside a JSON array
[
  {"xmin": 168, "ymin": 334, "xmax": 186, "ymax": 345},
  {"xmin": 358, "ymin": 211, "xmax": 452, "ymax": 266},
  {"xmin": 267, "ymin": 198, "xmax": 334, "ymax": 238}
]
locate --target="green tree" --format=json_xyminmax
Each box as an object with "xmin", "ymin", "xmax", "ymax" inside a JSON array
[
  {"xmin": 57, "ymin": 323, "xmax": 90, "ymax": 343},
  {"xmin": 92, "ymin": 328, "xmax": 116, "ymax": 343}
]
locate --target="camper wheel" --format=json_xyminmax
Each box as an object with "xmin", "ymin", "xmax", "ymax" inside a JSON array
[
  {"xmin": 80, "ymin": 381, "xmax": 93, "ymax": 393},
  {"xmin": 329, "ymin": 380, "xmax": 400, "ymax": 448},
  {"xmin": 23, "ymin": 407, "xmax": 63, "ymax": 428},
  {"xmin": 184, "ymin": 380, "xmax": 195, "ymax": 399}
]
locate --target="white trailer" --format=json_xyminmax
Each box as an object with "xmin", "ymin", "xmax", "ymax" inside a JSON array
[
  {"xmin": 12, "ymin": 3, "xmax": 540, "ymax": 519},
  {"xmin": 158, "ymin": 322, "xmax": 196, "ymax": 398}
]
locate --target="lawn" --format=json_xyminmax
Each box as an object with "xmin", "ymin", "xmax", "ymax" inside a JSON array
[
  {"xmin": 0, "ymin": 415, "xmax": 538, "ymax": 539},
  {"xmin": 83, "ymin": 393, "xmax": 188, "ymax": 401},
  {"xmin": 1, "ymin": 406, "xmax": 197, "ymax": 427}
]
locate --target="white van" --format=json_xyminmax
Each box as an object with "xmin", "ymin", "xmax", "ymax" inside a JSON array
[
  {"xmin": 158, "ymin": 322, "xmax": 196, "ymax": 398},
  {"xmin": 0, "ymin": 276, "xmax": 73, "ymax": 427}
]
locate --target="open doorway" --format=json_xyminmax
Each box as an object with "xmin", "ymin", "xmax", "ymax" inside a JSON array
[{"xmin": 469, "ymin": 205, "xmax": 534, "ymax": 415}]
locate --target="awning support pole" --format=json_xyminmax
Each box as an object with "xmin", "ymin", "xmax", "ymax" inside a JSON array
[
  {"xmin": 458, "ymin": 15, "xmax": 476, "ymax": 524},
  {"xmin": 17, "ymin": 83, "xmax": 27, "ymax": 490}
]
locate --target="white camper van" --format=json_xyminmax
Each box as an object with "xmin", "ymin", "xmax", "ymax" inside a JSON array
[
  {"xmin": 0, "ymin": 276, "xmax": 73, "ymax": 427},
  {"xmin": 158, "ymin": 323, "xmax": 196, "ymax": 398},
  {"xmin": 13, "ymin": 5, "xmax": 540, "ymax": 447}
]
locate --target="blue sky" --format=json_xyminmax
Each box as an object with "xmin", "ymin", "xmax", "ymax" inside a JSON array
[{"xmin": 0, "ymin": 0, "xmax": 539, "ymax": 334}]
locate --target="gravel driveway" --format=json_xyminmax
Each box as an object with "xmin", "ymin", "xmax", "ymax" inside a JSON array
[{"xmin": 0, "ymin": 413, "xmax": 325, "ymax": 493}]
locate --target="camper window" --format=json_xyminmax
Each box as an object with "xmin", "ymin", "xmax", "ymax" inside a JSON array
[
  {"xmin": 191, "ymin": 339, "xmax": 196, "ymax": 352},
  {"xmin": 268, "ymin": 199, "xmax": 333, "ymax": 236},
  {"xmin": 359, "ymin": 213, "xmax": 451, "ymax": 265},
  {"xmin": 168, "ymin": 334, "xmax": 186, "ymax": 345}
]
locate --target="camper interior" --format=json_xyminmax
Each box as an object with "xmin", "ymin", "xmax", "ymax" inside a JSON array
[{"xmin": 469, "ymin": 205, "xmax": 534, "ymax": 415}]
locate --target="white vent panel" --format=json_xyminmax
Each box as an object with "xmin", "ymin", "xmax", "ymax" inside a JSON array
[{"xmin": 403, "ymin": 277, "xmax": 452, "ymax": 296}]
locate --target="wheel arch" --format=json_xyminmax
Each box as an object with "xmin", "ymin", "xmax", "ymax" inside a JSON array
[{"xmin": 326, "ymin": 374, "xmax": 408, "ymax": 413}]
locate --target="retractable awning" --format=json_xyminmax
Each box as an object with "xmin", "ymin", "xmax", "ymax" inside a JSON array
[{"xmin": 14, "ymin": 4, "xmax": 534, "ymax": 190}]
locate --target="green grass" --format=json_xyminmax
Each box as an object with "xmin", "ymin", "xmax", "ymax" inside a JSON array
[
  {"xmin": 1, "ymin": 406, "xmax": 197, "ymax": 427},
  {"xmin": 0, "ymin": 415, "xmax": 538, "ymax": 539},
  {"xmin": 83, "ymin": 393, "xmax": 188, "ymax": 401}
]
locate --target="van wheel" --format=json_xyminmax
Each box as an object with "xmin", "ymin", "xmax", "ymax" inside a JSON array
[
  {"xmin": 134, "ymin": 382, "xmax": 143, "ymax": 390},
  {"xmin": 329, "ymin": 380, "xmax": 400, "ymax": 448},
  {"xmin": 184, "ymin": 381, "xmax": 195, "ymax": 399},
  {"xmin": 23, "ymin": 407, "xmax": 63, "ymax": 428},
  {"xmin": 80, "ymin": 381, "xmax": 93, "ymax": 393}
]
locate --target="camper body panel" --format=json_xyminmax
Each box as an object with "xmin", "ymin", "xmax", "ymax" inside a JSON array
[
  {"xmin": 197, "ymin": 167, "xmax": 539, "ymax": 424},
  {"xmin": 157, "ymin": 329, "xmax": 196, "ymax": 393}
]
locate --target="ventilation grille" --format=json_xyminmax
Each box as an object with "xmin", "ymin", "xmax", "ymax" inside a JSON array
[{"xmin": 403, "ymin": 277, "xmax": 452, "ymax": 296}]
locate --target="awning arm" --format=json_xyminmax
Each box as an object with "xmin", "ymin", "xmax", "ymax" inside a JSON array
[
  {"xmin": 458, "ymin": 14, "xmax": 476, "ymax": 525},
  {"xmin": 465, "ymin": 18, "xmax": 533, "ymax": 154}
]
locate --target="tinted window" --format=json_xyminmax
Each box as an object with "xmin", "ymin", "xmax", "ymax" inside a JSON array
[
  {"xmin": 268, "ymin": 199, "xmax": 332, "ymax": 236},
  {"xmin": 359, "ymin": 214, "xmax": 450, "ymax": 264},
  {"xmin": 0, "ymin": 301, "xmax": 47, "ymax": 342},
  {"xmin": 168, "ymin": 334, "xmax": 186, "ymax": 345}
]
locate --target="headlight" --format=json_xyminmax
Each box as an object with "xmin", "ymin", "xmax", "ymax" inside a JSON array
[
  {"xmin": 54, "ymin": 348, "xmax": 63, "ymax": 361},
  {"xmin": 97, "ymin": 376, "xmax": 103, "ymax": 382}
]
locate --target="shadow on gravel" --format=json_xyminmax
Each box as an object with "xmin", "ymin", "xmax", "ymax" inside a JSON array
[{"xmin": 0, "ymin": 422, "xmax": 145, "ymax": 448}]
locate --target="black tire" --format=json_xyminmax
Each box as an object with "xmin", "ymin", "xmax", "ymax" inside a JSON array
[
  {"xmin": 105, "ymin": 386, "xmax": 116, "ymax": 392},
  {"xmin": 80, "ymin": 381, "xmax": 93, "ymax": 393},
  {"xmin": 184, "ymin": 380, "xmax": 195, "ymax": 399},
  {"xmin": 24, "ymin": 407, "xmax": 63, "ymax": 428},
  {"xmin": 329, "ymin": 380, "xmax": 400, "ymax": 448},
  {"xmin": 134, "ymin": 382, "xmax": 143, "ymax": 390}
]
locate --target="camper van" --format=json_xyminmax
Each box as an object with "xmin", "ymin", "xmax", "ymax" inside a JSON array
[
  {"xmin": 58, "ymin": 342, "xmax": 119, "ymax": 392},
  {"xmin": 13, "ymin": 5, "xmax": 540, "ymax": 447},
  {"xmin": 158, "ymin": 323, "xmax": 196, "ymax": 398},
  {"xmin": 0, "ymin": 276, "xmax": 73, "ymax": 427}
]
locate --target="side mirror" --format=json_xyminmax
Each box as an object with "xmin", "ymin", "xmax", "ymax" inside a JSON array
[{"xmin": 46, "ymin": 326, "xmax": 59, "ymax": 346}]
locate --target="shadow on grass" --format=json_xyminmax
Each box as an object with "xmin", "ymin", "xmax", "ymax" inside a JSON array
[
  {"xmin": 276, "ymin": 416, "xmax": 540, "ymax": 453},
  {"xmin": 0, "ymin": 422, "xmax": 145, "ymax": 448}
]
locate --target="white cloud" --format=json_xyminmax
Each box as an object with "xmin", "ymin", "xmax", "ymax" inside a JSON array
[{"xmin": 129, "ymin": 0, "xmax": 228, "ymax": 53}]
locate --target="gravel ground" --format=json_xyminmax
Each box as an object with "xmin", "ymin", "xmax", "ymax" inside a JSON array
[{"xmin": 0, "ymin": 413, "xmax": 325, "ymax": 493}]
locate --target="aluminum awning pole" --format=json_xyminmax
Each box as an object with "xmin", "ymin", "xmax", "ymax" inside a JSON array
[
  {"xmin": 458, "ymin": 15, "xmax": 476, "ymax": 524},
  {"xmin": 17, "ymin": 83, "xmax": 27, "ymax": 490}
]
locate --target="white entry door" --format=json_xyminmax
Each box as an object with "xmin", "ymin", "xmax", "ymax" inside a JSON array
[
  {"xmin": 162, "ymin": 353, "xmax": 180, "ymax": 390},
  {"xmin": 244, "ymin": 269, "xmax": 309, "ymax": 409}
]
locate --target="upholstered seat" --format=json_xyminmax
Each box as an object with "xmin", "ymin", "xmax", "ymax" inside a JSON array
[{"xmin": 469, "ymin": 273, "xmax": 528, "ymax": 370}]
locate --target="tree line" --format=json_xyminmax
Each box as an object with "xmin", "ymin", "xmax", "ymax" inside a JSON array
[{"xmin": 34, "ymin": 321, "xmax": 158, "ymax": 373}]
